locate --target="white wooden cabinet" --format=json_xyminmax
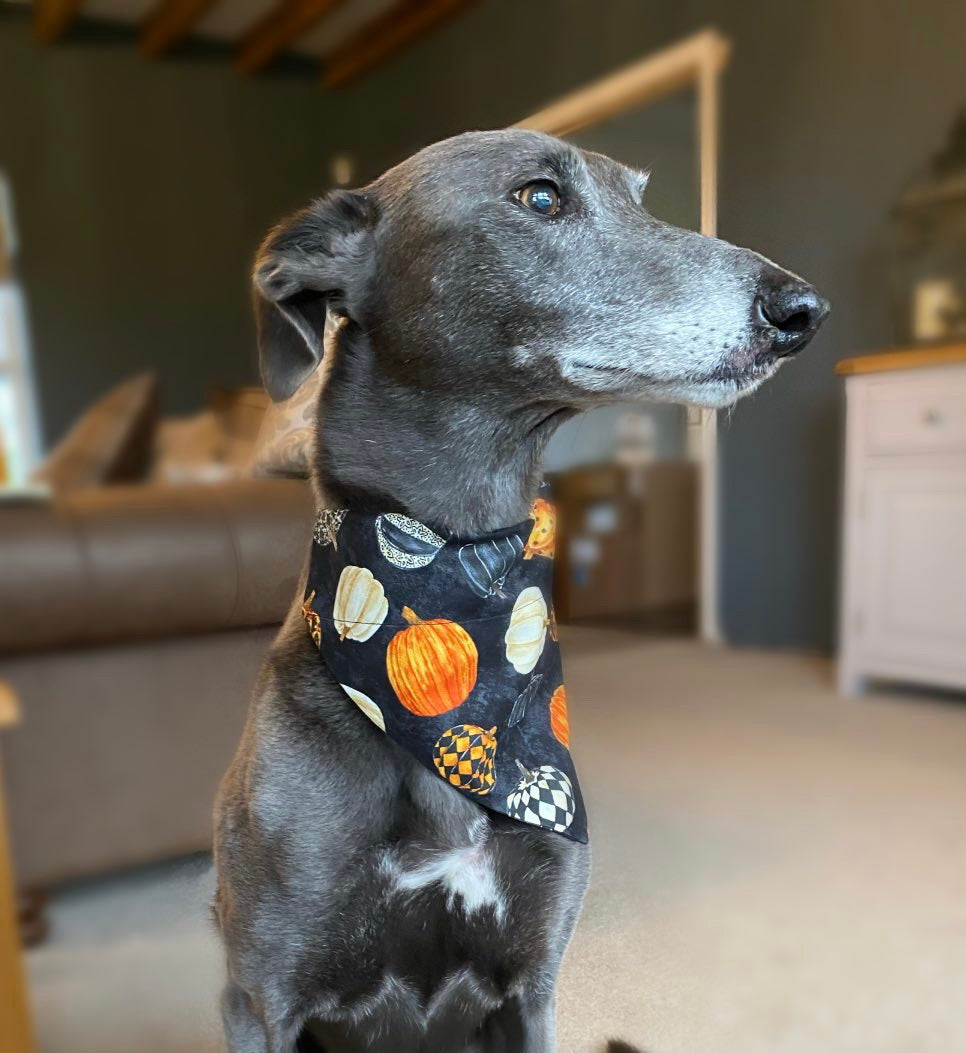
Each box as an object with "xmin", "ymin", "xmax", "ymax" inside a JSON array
[{"xmin": 838, "ymin": 353, "xmax": 966, "ymax": 694}]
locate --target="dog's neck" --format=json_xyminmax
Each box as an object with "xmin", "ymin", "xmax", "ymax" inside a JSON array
[{"xmin": 313, "ymin": 330, "xmax": 571, "ymax": 535}]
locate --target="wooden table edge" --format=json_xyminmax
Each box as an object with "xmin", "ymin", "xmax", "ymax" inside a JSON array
[{"xmin": 836, "ymin": 344, "xmax": 966, "ymax": 376}]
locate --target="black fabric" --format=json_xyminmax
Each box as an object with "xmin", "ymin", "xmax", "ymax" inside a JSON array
[{"xmin": 301, "ymin": 495, "xmax": 587, "ymax": 843}]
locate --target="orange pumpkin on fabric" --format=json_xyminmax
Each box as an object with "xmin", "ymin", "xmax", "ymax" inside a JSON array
[
  {"xmin": 549, "ymin": 684, "xmax": 570, "ymax": 747},
  {"xmin": 387, "ymin": 606, "xmax": 478, "ymax": 716},
  {"xmin": 524, "ymin": 498, "xmax": 556, "ymax": 560}
]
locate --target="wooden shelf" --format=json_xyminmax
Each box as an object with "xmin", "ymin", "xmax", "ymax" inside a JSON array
[{"xmin": 836, "ymin": 343, "xmax": 966, "ymax": 376}]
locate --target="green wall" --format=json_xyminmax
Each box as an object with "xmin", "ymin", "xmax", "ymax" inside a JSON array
[
  {"xmin": 0, "ymin": 13, "xmax": 336, "ymax": 444},
  {"xmin": 680, "ymin": 0, "xmax": 966, "ymax": 650}
]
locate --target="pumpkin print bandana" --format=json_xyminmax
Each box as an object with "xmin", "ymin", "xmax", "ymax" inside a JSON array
[{"xmin": 301, "ymin": 495, "xmax": 588, "ymax": 844}]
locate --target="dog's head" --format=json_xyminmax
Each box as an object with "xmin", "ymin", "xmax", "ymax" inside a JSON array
[{"xmin": 254, "ymin": 129, "xmax": 828, "ymax": 414}]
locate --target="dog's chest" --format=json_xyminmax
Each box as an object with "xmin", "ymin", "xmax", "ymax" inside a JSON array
[
  {"xmin": 296, "ymin": 814, "xmax": 567, "ymax": 1032},
  {"xmin": 386, "ymin": 836, "xmax": 508, "ymax": 922}
]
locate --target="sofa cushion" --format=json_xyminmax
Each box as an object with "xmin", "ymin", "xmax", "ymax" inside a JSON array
[
  {"xmin": 208, "ymin": 385, "xmax": 270, "ymax": 444},
  {"xmin": 0, "ymin": 478, "xmax": 314, "ymax": 654},
  {"xmin": 32, "ymin": 372, "xmax": 159, "ymax": 492},
  {"xmin": 249, "ymin": 376, "xmax": 319, "ymax": 478},
  {"xmin": 150, "ymin": 410, "xmax": 246, "ymax": 485}
]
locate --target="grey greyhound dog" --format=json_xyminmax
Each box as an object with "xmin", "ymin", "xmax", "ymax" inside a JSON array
[{"xmin": 214, "ymin": 129, "xmax": 829, "ymax": 1053}]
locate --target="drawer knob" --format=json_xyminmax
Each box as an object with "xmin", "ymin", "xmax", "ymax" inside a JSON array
[{"xmin": 922, "ymin": 408, "xmax": 943, "ymax": 426}]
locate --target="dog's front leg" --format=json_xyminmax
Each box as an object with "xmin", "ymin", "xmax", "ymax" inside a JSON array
[
  {"xmin": 221, "ymin": 981, "xmax": 299, "ymax": 1053},
  {"xmin": 519, "ymin": 996, "xmax": 556, "ymax": 1053},
  {"xmin": 477, "ymin": 993, "xmax": 556, "ymax": 1053}
]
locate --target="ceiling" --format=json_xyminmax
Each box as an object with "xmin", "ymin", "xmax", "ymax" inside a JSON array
[
  {"xmin": 78, "ymin": 0, "xmax": 397, "ymax": 57},
  {"xmin": 25, "ymin": 0, "xmax": 476, "ymax": 86}
]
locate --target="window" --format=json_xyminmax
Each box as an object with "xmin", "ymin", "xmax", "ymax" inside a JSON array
[{"xmin": 0, "ymin": 172, "xmax": 42, "ymax": 486}]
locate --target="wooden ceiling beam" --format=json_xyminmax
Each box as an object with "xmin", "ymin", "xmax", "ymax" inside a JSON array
[
  {"xmin": 323, "ymin": 0, "xmax": 476, "ymax": 89},
  {"xmin": 140, "ymin": 0, "xmax": 218, "ymax": 58},
  {"xmin": 235, "ymin": 0, "xmax": 347, "ymax": 75},
  {"xmin": 34, "ymin": 0, "xmax": 86, "ymax": 44}
]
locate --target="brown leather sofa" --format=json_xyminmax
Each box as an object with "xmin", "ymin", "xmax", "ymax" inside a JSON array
[{"xmin": 0, "ymin": 478, "xmax": 314, "ymax": 887}]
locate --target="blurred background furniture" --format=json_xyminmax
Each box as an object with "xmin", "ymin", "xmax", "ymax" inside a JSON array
[
  {"xmin": 838, "ymin": 346, "xmax": 966, "ymax": 694},
  {"xmin": 0, "ymin": 478, "xmax": 313, "ymax": 888},
  {"xmin": 890, "ymin": 111, "xmax": 966, "ymax": 346},
  {"xmin": 552, "ymin": 462, "xmax": 697, "ymax": 628},
  {"xmin": 0, "ymin": 682, "xmax": 36, "ymax": 1053}
]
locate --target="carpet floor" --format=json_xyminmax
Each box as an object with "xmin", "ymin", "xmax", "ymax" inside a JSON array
[{"xmin": 26, "ymin": 631, "xmax": 966, "ymax": 1052}]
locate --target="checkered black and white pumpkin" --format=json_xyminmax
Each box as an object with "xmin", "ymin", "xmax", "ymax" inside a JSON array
[{"xmin": 506, "ymin": 760, "xmax": 575, "ymax": 833}]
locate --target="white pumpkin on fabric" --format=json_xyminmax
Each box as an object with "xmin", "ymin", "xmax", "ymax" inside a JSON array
[
  {"xmin": 340, "ymin": 685, "xmax": 386, "ymax": 731},
  {"xmin": 504, "ymin": 586, "xmax": 548, "ymax": 674},
  {"xmin": 506, "ymin": 760, "xmax": 576, "ymax": 833},
  {"xmin": 333, "ymin": 565, "xmax": 388, "ymax": 642}
]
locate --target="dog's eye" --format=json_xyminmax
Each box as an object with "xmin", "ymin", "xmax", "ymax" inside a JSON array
[{"xmin": 516, "ymin": 181, "xmax": 561, "ymax": 216}]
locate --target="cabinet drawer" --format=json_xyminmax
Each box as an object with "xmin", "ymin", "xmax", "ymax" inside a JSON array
[{"xmin": 864, "ymin": 374, "xmax": 966, "ymax": 455}]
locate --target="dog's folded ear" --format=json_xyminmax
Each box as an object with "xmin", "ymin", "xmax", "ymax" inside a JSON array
[{"xmin": 253, "ymin": 190, "xmax": 378, "ymax": 401}]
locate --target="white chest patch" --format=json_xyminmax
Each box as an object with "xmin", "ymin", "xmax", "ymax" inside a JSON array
[{"xmin": 388, "ymin": 838, "xmax": 506, "ymax": 922}]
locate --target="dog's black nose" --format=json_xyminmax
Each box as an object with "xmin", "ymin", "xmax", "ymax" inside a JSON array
[{"xmin": 757, "ymin": 277, "xmax": 830, "ymax": 357}]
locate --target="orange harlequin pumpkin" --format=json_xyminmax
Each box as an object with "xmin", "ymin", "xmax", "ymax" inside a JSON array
[
  {"xmin": 549, "ymin": 684, "xmax": 569, "ymax": 747},
  {"xmin": 386, "ymin": 606, "xmax": 478, "ymax": 716},
  {"xmin": 433, "ymin": 724, "xmax": 497, "ymax": 795},
  {"xmin": 524, "ymin": 498, "xmax": 556, "ymax": 560}
]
